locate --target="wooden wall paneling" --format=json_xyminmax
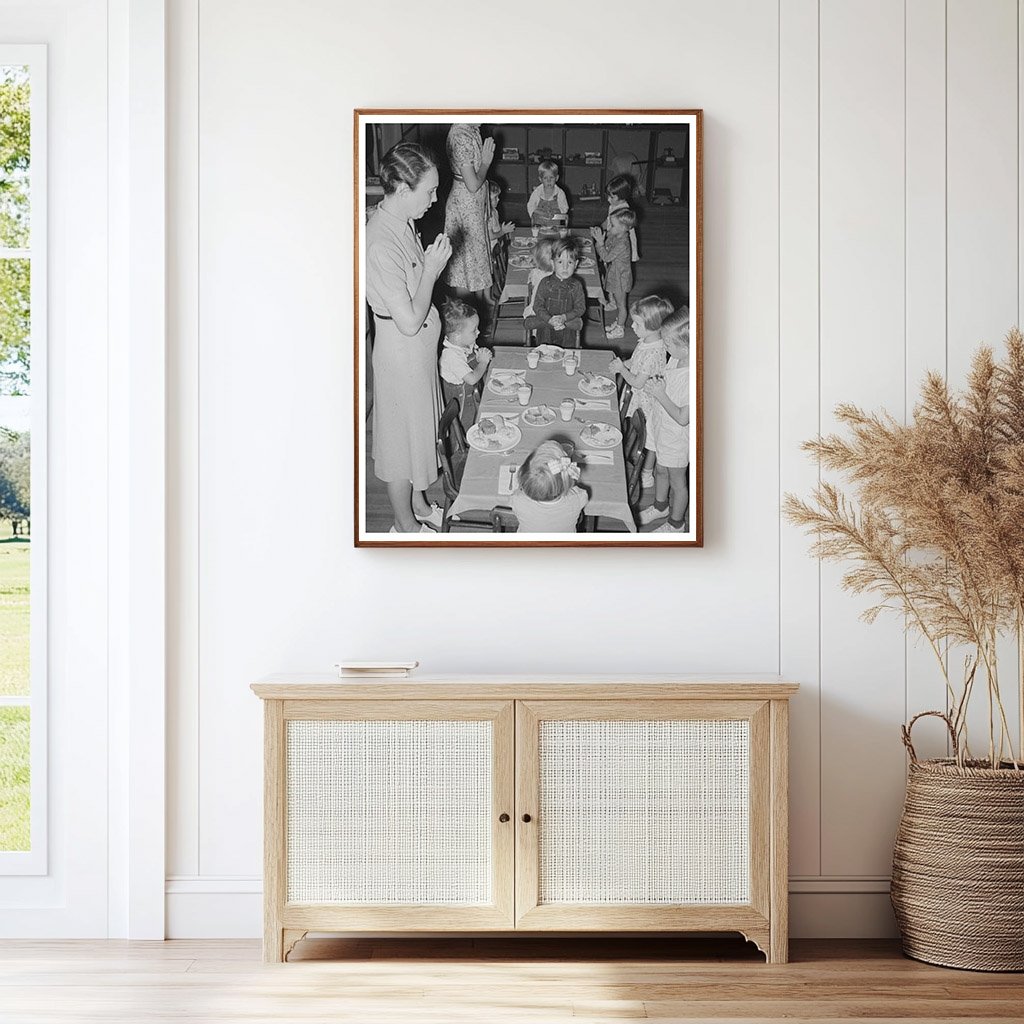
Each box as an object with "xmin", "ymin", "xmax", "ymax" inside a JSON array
[
  {"xmin": 818, "ymin": 0, "xmax": 908, "ymax": 876},
  {"xmin": 779, "ymin": 0, "xmax": 822, "ymax": 878},
  {"xmin": 947, "ymin": 0, "xmax": 1021, "ymax": 766},
  {"xmin": 904, "ymin": 0, "xmax": 952, "ymax": 759}
]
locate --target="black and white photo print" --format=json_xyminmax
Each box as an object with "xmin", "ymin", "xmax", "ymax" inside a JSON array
[{"xmin": 355, "ymin": 111, "xmax": 701, "ymax": 547}]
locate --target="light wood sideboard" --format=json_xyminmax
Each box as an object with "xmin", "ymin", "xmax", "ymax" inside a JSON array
[{"xmin": 251, "ymin": 676, "xmax": 798, "ymax": 963}]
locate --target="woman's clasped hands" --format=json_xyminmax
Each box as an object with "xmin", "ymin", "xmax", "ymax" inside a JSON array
[{"xmin": 424, "ymin": 234, "xmax": 453, "ymax": 276}]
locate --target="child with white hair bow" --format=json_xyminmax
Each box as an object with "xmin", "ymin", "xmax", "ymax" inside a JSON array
[{"xmin": 511, "ymin": 441, "xmax": 589, "ymax": 533}]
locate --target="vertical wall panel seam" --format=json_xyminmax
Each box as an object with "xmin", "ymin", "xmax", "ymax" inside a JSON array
[
  {"xmin": 196, "ymin": 0, "xmax": 202, "ymax": 876},
  {"xmin": 903, "ymin": 0, "xmax": 909, "ymax": 730},
  {"xmin": 816, "ymin": 0, "xmax": 823, "ymax": 875},
  {"xmin": 104, "ymin": 0, "xmax": 111, "ymax": 938},
  {"xmin": 777, "ymin": 0, "xmax": 782, "ymax": 679},
  {"xmin": 944, "ymin": 0, "xmax": 949, "ymax": 747},
  {"xmin": 943, "ymin": 0, "xmax": 950, "ymax": 744}
]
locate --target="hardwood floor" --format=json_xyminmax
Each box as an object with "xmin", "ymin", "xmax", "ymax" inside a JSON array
[{"xmin": 2, "ymin": 936, "xmax": 1021, "ymax": 1022}]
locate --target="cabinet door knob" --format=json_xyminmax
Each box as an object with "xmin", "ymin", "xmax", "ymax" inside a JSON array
[
  {"xmin": 522, "ymin": 813, "xmax": 532, "ymax": 823},
  {"xmin": 498, "ymin": 813, "xmax": 510, "ymax": 823}
]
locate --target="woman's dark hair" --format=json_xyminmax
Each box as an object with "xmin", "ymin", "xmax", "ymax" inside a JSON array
[
  {"xmin": 379, "ymin": 142, "xmax": 437, "ymax": 195},
  {"xmin": 606, "ymin": 174, "xmax": 635, "ymax": 201}
]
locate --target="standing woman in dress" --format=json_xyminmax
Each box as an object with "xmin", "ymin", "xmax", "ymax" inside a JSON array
[
  {"xmin": 366, "ymin": 142, "xmax": 452, "ymax": 533},
  {"xmin": 443, "ymin": 123, "xmax": 494, "ymax": 304}
]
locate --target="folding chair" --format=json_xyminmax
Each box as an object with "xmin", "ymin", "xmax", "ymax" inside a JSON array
[
  {"xmin": 436, "ymin": 398, "xmax": 492, "ymax": 532},
  {"xmin": 489, "ymin": 235, "xmax": 529, "ymax": 343},
  {"xmin": 623, "ymin": 409, "xmax": 647, "ymax": 509},
  {"xmin": 617, "ymin": 379, "xmax": 634, "ymax": 430},
  {"xmin": 489, "ymin": 506, "xmax": 519, "ymax": 533}
]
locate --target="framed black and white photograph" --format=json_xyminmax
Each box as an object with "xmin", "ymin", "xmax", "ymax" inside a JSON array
[{"xmin": 354, "ymin": 110, "xmax": 702, "ymax": 547}]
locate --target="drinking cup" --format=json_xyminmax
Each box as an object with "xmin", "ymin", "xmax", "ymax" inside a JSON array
[
  {"xmin": 526, "ymin": 349, "xmax": 540, "ymax": 369},
  {"xmin": 517, "ymin": 384, "xmax": 532, "ymax": 406},
  {"xmin": 563, "ymin": 354, "xmax": 578, "ymax": 376},
  {"xmin": 559, "ymin": 398, "xmax": 575, "ymax": 421}
]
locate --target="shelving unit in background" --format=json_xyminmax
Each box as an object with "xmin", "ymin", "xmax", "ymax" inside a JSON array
[
  {"xmin": 364, "ymin": 124, "xmax": 689, "ymax": 228},
  {"xmin": 487, "ymin": 125, "xmax": 657, "ymax": 212},
  {"xmin": 563, "ymin": 126, "xmax": 605, "ymax": 204},
  {"xmin": 489, "ymin": 124, "xmax": 528, "ymax": 196},
  {"xmin": 648, "ymin": 127, "xmax": 689, "ymax": 207}
]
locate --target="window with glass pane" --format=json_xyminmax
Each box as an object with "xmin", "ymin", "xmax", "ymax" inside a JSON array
[{"xmin": 0, "ymin": 63, "xmax": 33, "ymax": 855}]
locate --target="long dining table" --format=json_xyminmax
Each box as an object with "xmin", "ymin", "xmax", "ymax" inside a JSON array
[{"xmin": 447, "ymin": 345, "xmax": 637, "ymax": 532}]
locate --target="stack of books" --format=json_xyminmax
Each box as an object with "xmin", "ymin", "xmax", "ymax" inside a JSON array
[{"xmin": 334, "ymin": 661, "xmax": 419, "ymax": 679}]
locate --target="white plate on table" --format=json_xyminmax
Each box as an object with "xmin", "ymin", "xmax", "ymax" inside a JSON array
[
  {"xmin": 487, "ymin": 371, "xmax": 525, "ymax": 396},
  {"xmin": 578, "ymin": 256, "xmax": 596, "ymax": 269},
  {"xmin": 468, "ymin": 419, "xmax": 522, "ymax": 453},
  {"xmin": 509, "ymin": 253, "xmax": 534, "ymax": 270},
  {"xmin": 522, "ymin": 404, "xmax": 556, "ymax": 426},
  {"xmin": 536, "ymin": 344, "xmax": 565, "ymax": 363},
  {"xmin": 511, "ymin": 236, "xmax": 533, "ymax": 249},
  {"xmin": 578, "ymin": 374, "xmax": 616, "ymax": 397},
  {"xmin": 579, "ymin": 422, "xmax": 623, "ymax": 449}
]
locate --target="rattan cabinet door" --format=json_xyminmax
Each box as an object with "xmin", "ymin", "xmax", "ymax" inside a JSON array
[
  {"xmin": 514, "ymin": 700, "xmax": 771, "ymax": 936},
  {"xmin": 274, "ymin": 700, "xmax": 515, "ymax": 932}
]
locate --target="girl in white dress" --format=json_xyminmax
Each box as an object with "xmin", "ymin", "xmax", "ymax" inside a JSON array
[
  {"xmin": 638, "ymin": 307, "xmax": 691, "ymax": 533},
  {"xmin": 608, "ymin": 295, "xmax": 673, "ymax": 488}
]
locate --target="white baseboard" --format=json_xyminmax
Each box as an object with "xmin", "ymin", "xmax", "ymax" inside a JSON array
[
  {"xmin": 165, "ymin": 877, "xmax": 899, "ymax": 940},
  {"xmin": 165, "ymin": 878, "xmax": 261, "ymax": 939}
]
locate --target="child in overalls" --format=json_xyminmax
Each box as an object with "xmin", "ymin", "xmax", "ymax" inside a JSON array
[{"xmin": 527, "ymin": 160, "xmax": 569, "ymax": 230}]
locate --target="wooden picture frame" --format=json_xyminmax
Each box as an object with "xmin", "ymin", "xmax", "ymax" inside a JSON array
[{"xmin": 354, "ymin": 110, "xmax": 702, "ymax": 547}]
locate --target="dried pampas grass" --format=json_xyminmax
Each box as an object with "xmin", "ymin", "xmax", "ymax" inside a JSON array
[{"xmin": 784, "ymin": 328, "xmax": 1024, "ymax": 770}]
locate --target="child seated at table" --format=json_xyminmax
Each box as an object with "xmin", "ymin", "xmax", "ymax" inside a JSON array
[
  {"xmin": 525, "ymin": 237, "xmax": 586, "ymax": 348},
  {"xmin": 523, "ymin": 236, "xmax": 555, "ymax": 322},
  {"xmin": 439, "ymin": 298, "xmax": 492, "ymax": 429},
  {"xmin": 638, "ymin": 306, "xmax": 690, "ymax": 533},
  {"xmin": 512, "ymin": 441, "xmax": 588, "ymax": 533},
  {"xmin": 609, "ymin": 294, "xmax": 673, "ymax": 489},
  {"xmin": 527, "ymin": 160, "xmax": 569, "ymax": 230},
  {"xmin": 590, "ymin": 208, "xmax": 637, "ymax": 339},
  {"xmin": 487, "ymin": 181, "xmax": 515, "ymax": 254}
]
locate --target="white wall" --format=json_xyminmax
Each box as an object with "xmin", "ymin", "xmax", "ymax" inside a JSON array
[{"xmin": 165, "ymin": 0, "xmax": 1023, "ymax": 938}]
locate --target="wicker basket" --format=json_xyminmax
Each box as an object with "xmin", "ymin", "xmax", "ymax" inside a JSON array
[{"xmin": 890, "ymin": 712, "xmax": 1024, "ymax": 972}]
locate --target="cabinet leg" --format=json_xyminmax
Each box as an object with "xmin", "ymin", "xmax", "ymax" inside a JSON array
[
  {"xmin": 282, "ymin": 929, "xmax": 308, "ymax": 961},
  {"xmin": 264, "ymin": 927, "xmax": 308, "ymax": 963},
  {"xmin": 264, "ymin": 925, "xmax": 284, "ymax": 964},
  {"xmin": 769, "ymin": 924, "xmax": 789, "ymax": 965},
  {"xmin": 740, "ymin": 927, "xmax": 771, "ymax": 963}
]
